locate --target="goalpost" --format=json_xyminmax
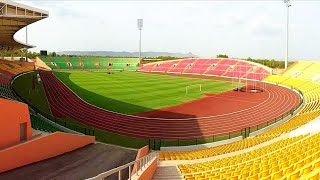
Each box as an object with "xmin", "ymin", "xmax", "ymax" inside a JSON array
[{"xmin": 186, "ymin": 84, "xmax": 202, "ymax": 95}]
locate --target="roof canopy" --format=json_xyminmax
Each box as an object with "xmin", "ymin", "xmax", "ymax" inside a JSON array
[{"xmin": 0, "ymin": 0, "xmax": 48, "ymax": 51}]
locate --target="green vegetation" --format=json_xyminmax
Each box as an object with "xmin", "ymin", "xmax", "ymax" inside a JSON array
[
  {"xmin": 54, "ymin": 71, "xmax": 234, "ymax": 114},
  {"xmin": 216, "ymin": 54, "xmax": 229, "ymax": 58},
  {"xmin": 245, "ymin": 57, "xmax": 295, "ymax": 69},
  {"xmin": 12, "ymin": 71, "xmax": 52, "ymax": 115}
]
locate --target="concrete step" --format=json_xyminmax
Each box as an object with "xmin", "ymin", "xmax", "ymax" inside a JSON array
[{"xmin": 153, "ymin": 166, "xmax": 183, "ymax": 180}]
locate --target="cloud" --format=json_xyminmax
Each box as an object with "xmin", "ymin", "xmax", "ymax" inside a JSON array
[
  {"xmin": 12, "ymin": 0, "xmax": 320, "ymax": 60},
  {"xmin": 246, "ymin": 14, "xmax": 283, "ymax": 41}
]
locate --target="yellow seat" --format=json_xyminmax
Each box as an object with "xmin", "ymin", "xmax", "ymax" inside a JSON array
[
  {"xmin": 228, "ymin": 176, "xmax": 239, "ymax": 180},
  {"xmin": 259, "ymin": 170, "xmax": 270, "ymax": 178},
  {"xmin": 247, "ymin": 174, "xmax": 259, "ymax": 180},
  {"xmin": 300, "ymin": 164, "xmax": 312, "ymax": 176},
  {"xmin": 307, "ymin": 172, "xmax": 320, "ymax": 180},
  {"xmin": 270, "ymin": 166, "xmax": 280, "ymax": 174},
  {"xmin": 240, "ymin": 171, "xmax": 249, "ymax": 179},
  {"xmin": 288, "ymin": 170, "xmax": 300, "ymax": 180},
  {"xmin": 312, "ymin": 160, "xmax": 320, "ymax": 170},
  {"xmin": 294, "ymin": 160, "xmax": 305, "ymax": 169},
  {"xmin": 271, "ymin": 170, "xmax": 283, "ymax": 179},
  {"xmin": 249, "ymin": 168, "xmax": 259, "ymax": 176},
  {"xmin": 284, "ymin": 166, "xmax": 294, "ymax": 175}
]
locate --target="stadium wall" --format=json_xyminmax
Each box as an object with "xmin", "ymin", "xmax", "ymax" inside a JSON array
[
  {"xmin": 0, "ymin": 98, "xmax": 32, "ymax": 149},
  {"xmin": 131, "ymin": 145, "xmax": 150, "ymax": 176},
  {"xmin": 0, "ymin": 132, "xmax": 95, "ymax": 173},
  {"xmin": 131, "ymin": 157, "xmax": 158, "ymax": 180}
]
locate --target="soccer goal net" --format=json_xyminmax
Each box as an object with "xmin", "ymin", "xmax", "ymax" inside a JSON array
[{"xmin": 186, "ymin": 84, "xmax": 202, "ymax": 95}]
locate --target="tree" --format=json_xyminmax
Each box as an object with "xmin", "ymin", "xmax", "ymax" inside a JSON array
[
  {"xmin": 216, "ymin": 54, "xmax": 229, "ymax": 58},
  {"xmin": 49, "ymin": 52, "xmax": 57, "ymax": 57}
]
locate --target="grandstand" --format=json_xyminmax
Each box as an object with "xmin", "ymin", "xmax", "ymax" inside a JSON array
[
  {"xmin": 139, "ymin": 58, "xmax": 271, "ymax": 80},
  {"xmin": 39, "ymin": 57, "xmax": 140, "ymax": 71},
  {"xmin": 153, "ymin": 61, "xmax": 320, "ymax": 180}
]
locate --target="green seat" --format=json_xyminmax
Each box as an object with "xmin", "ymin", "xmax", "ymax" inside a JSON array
[
  {"xmin": 97, "ymin": 58, "xmax": 111, "ymax": 69},
  {"xmin": 30, "ymin": 115, "xmax": 61, "ymax": 133},
  {"xmin": 67, "ymin": 57, "xmax": 83, "ymax": 70},
  {"xmin": 81, "ymin": 58, "xmax": 97, "ymax": 69},
  {"xmin": 40, "ymin": 57, "xmax": 60, "ymax": 70},
  {"xmin": 126, "ymin": 66, "xmax": 138, "ymax": 71},
  {"xmin": 50, "ymin": 58, "xmax": 70, "ymax": 70}
]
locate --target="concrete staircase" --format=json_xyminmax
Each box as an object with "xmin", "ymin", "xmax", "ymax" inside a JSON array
[{"xmin": 153, "ymin": 166, "xmax": 183, "ymax": 180}]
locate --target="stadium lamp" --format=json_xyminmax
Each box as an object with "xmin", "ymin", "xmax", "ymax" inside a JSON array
[
  {"xmin": 284, "ymin": 0, "xmax": 291, "ymax": 69},
  {"xmin": 137, "ymin": 19, "xmax": 143, "ymax": 65}
]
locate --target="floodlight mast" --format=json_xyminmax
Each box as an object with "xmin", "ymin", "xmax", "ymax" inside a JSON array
[
  {"xmin": 137, "ymin": 19, "xmax": 143, "ymax": 66},
  {"xmin": 284, "ymin": 0, "xmax": 291, "ymax": 69}
]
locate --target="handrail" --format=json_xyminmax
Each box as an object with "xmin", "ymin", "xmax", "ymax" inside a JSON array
[
  {"xmin": 86, "ymin": 152, "xmax": 157, "ymax": 180},
  {"xmin": 0, "ymin": 4, "xmax": 6, "ymax": 15}
]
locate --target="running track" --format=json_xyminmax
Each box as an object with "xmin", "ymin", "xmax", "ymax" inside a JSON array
[{"xmin": 40, "ymin": 71, "xmax": 300, "ymax": 140}]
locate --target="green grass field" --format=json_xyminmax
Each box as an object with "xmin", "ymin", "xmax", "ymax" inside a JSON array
[
  {"xmin": 54, "ymin": 71, "xmax": 235, "ymax": 114},
  {"xmin": 13, "ymin": 72, "xmax": 52, "ymax": 115}
]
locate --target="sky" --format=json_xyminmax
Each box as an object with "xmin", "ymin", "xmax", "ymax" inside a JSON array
[{"xmin": 14, "ymin": 0, "xmax": 320, "ymax": 60}]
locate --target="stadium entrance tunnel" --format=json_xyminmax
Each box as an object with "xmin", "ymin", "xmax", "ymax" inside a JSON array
[{"xmin": 234, "ymin": 85, "xmax": 264, "ymax": 93}]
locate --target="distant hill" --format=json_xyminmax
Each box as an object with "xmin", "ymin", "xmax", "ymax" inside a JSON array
[{"xmin": 57, "ymin": 51, "xmax": 197, "ymax": 58}]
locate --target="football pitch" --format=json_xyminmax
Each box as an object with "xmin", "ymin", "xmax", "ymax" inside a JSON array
[{"xmin": 54, "ymin": 71, "xmax": 235, "ymax": 114}]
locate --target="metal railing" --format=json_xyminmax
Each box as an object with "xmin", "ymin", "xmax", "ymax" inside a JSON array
[{"xmin": 86, "ymin": 152, "xmax": 157, "ymax": 180}]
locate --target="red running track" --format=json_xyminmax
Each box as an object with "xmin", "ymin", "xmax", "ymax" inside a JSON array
[
  {"xmin": 40, "ymin": 71, "xmax": 300, "ymax": 140},
  {"xmin": 135, "ymin": 90, "xmax": 270, "ymax": 119}
]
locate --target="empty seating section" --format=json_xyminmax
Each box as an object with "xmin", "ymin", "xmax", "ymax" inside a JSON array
[
  {"xmin": 81, "ymin": 58, "xmax": 97, "ymax": 69},
  {"xmin": 139, "ymin": 59, "xmax": 271, "ymax": 80},
  {"xmin": 298, "ymin": 63, "xmax": 320, "ymax": 81},
  {"xmin": 98, "ymin": 58, "xmax": 111, "ymax": 69},
  {"xmin": 139, "ymin": 63, "xmax": 156, "ymax": 72},
  {"xmin": 41, "ymin": 57, "xmax": 59, "ymax": 70},
  {"xmin": 184, "ymin": 59, "xmax": 217, "ymax": 74},
  {"xmin": 258, "ymin": 111, "xmax": 320, "ymax": 137},
  {"xmin": 110, "ymin": 58, "xmax": 126, "ymax": 70},
  {"xmin": 30, "ymin": 115, "xmax": 60, "ymax": 133},
  {"xmin": 180, "ymin": 134, "xmax": 320, "ymax": 180},
  {"xmin": 242, "ymin": 67, "xmax": 268, "ymax": 80},
  {"xmin": 160, "ymin": 62, "xmax": 320, "ymax": 180},
  {"xmin": 40, "ymin": 57, "xmax": 139, "ymax": 71},
  {"xmin": 67, "ymin": 57, "xmax": 82, "ymax": 70},
  {"xmin": 0, "ymin": 76, "xmax": 10, "ymax": 85},
  {"xmin": 168, "ymin": 59, "xmax": 195, "ymax": 73},
  {"xmin": 0, "ymin": 83, "xmax": 15, "ymax": 100},
  {"xmin": 264, "ymin": 75, "xmax": 289, "ymax": 84},
  {"xmin": 152, "ymin": 60, "xmax": 179, "ymax": 72},
  {"xmin": 223, "ymin": 61, "xmax": 253, "ymax": 78},
  {"xmin": 204, "ymin": 59, "xmax": 237, "ymax": 76},
  {"xmin": 282, "ymin": 61, "xmax": 320, "ymax": 82},
  {"xmin": 0, "ymin": 60, "xmax": 34, "ymax": 77},
  {"xmin": 282, "ymin": 61, "xmax": 313, "ymax": 78},
  {"xmin": 50, "ymin": 57, "xmax": 70, "ymax": 69},
  {"xmin": 0, "ymin": 59, "xmax": 34, "ymax": 100},
  {"xmin": 160, "ymin": 136, "xmax": 276, "ymax": 161},
  {"xmin": 127, "ymin": 58, "xmax": 140, "ymax": 71}
]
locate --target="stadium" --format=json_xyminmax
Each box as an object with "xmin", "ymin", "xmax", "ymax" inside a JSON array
[{"xmin": 0, "ymin": 0, "xmax": 320, "ymax": 180}]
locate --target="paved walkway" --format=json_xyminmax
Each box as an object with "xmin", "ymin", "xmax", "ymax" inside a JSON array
[{"xmin": 0, "ymin": 143, "xmax": 137, "ymax": 180}]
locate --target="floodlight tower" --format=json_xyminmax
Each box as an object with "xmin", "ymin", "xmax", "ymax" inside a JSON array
[
  {"xmin": 137, "ymin": 19, "xmax": 143, "ymax": 65},
  {"xmin": 284, "ymin": 0, "xmax": 292, "ymax": 69}
]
